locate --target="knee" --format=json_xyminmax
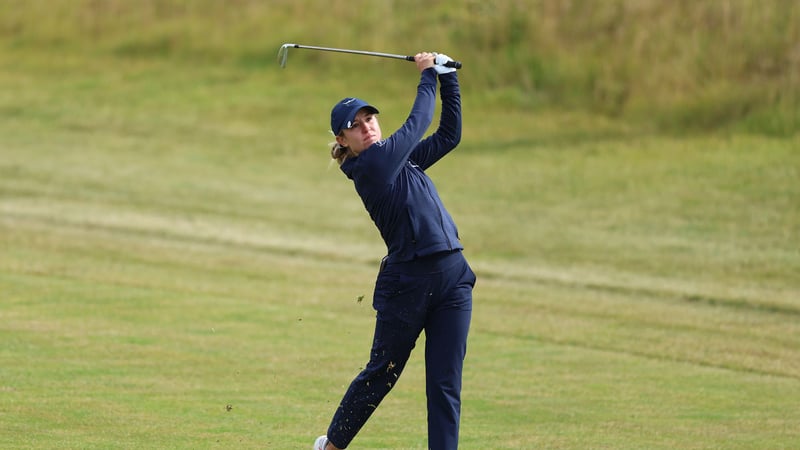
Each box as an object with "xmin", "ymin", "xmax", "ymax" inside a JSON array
[
  {"xmin": 356, "ymin": 356, "xmax": 407, "ymax": 386},
  {"xmin": 426, "ymin": 366, "xmax": 463, "ymax": 398}
]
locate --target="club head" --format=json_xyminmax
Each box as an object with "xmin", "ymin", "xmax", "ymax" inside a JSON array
[{"xmin": 277, "ymin": 43, "xmax": 293, "ymax": 68}]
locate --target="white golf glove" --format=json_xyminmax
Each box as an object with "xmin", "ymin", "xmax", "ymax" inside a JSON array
[{"xmin": 433, "ymin": 53, "xmax": 457, "ymax": 74}]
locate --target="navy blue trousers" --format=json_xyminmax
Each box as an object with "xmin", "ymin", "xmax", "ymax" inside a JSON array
[{"xmin": 327, "ymin": 250, "xmax": 475, "ymax": 450}]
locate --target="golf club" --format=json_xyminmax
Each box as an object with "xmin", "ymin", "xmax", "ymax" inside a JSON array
[{"xmin": 277, "ymin": 43, "xmax": 462, "ymax": 69}]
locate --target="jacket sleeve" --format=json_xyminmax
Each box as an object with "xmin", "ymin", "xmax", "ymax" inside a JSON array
[
  {"xmin": 359, "ymin": 69, "xmax": 438, "ymax": 183},
  {"xmin": 408, "ymin": 71, "xmax": 462, "ymax": 170}
]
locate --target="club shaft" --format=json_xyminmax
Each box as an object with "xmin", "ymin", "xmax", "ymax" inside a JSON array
[
  {"xmin": 289, "ymin": 44, "xmax": 412, "ymax": 61},
  {"xmin": 284, "ymin": 44, "xmax": 462, "ymax": 69}
]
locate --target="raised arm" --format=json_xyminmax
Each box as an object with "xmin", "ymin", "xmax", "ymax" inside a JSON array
[
  {"xmin": 410, "ymin": 60, "xmax": 462, "ymax": 170},
  {"xmin": 358, "ymin": 55, "xmax": 438, "ymax": 182}
]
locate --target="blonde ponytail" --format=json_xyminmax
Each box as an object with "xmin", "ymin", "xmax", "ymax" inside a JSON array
[{"xmin": 330, "ymin": 141, "xmax": 352, "ymax": 165}]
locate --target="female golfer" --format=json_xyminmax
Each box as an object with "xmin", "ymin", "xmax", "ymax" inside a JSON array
[{"xmin": 314, "ymin": 52, "xmax": 475, "ymax": 450}]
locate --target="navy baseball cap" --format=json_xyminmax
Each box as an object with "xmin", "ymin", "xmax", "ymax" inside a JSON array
[{"xmin": 330, "ymin": 97, "xmax": 379, "ymax": 136}]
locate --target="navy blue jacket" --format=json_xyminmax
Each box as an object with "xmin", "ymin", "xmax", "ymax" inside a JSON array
[{"xmin": 341, "ymin": 69, "xmax": 462, "ymax": 263}]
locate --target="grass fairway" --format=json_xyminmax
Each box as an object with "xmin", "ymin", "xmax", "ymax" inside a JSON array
[{"xmin": 2, "ymin": 47, "xmax": 800, "ymax": 450}]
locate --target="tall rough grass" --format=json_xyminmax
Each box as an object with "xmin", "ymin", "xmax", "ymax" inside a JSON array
[{"xmin": 1, "ymin": 0, "xmax": 797, "ymax": 135}]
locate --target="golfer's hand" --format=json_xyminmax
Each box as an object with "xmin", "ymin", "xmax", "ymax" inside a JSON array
[
  {"xmin": 433, "ymin": 53, "xmax": 457, "ymax": 74},
  {"xmin": 414, "ymin": 52, "xmax": 436, "ymax": 72}
]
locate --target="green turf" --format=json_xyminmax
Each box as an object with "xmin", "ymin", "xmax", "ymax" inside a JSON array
[{"xmin": 2, "ymin": 33, "xmax": 799, "ymax": 450}]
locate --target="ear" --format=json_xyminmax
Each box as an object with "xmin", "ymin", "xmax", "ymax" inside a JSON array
[{"xmin": 336, "ymin": 134, "xmax": 348, "ymax": 147}]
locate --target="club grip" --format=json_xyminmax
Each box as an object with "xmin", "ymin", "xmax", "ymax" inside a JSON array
[{"xmin": 404, "ymin": 55, "xmax": 462, "ymax": 70}]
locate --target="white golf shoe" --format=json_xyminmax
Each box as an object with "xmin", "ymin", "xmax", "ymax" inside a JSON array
[{"xmin": 313, "ymin": 435, "xmax": 328, "ymax": 450}]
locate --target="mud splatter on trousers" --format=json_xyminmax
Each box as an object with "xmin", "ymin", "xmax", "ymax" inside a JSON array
[{"xmin": 327, "ymin": 250, "xmax": 475, "ymax": 450}]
